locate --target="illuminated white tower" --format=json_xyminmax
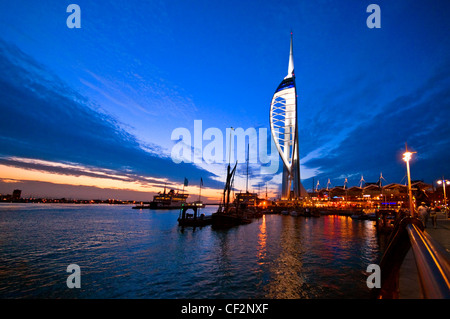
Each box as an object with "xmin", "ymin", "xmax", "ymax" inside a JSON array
[{"xmin": 270, "ymin": 33, "xmax": 307, "ymax": 199}]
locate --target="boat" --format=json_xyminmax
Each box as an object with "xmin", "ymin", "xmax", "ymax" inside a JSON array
[
  {"xmin": 177, "ymin": 178, "xmax": 209, "ymax": 226},
  {"xmin": 319, "ymin": 209, "xmax": 335, "ymax": 215},
  {"xmin": 178, "ymin": 208, "xmax": 212, "ymax": 227},
  {"xmin": 351, "ymin": 211, "xmax": 368, "ymax": 220},
  {"xmin": 302, "ymin": 207, "xmax": 320, "ymax": 217},
  {"xmin": 211, "ymin": 207, "xmax": 252, "ymax": 229},
  {"xmin": 235, "ymin": 192, "xmax": 263, "ymax": 219},
  {"xmin": 311, "ymin": 207, "xmax": 321, "ymax": 217},
  {"xmin": 290, "ymin": 210, "xmax": 300, "ymax": 217},
  {"xmin": 304, "ymin": 207, "xmax": 312, "ymax": 217},
  {"xmin": 228, "ymin": 146, "xmax": 263, "ymax": 220},
  {"xmin": 364, "ymin": 208, "xmax": 377, "ymax": 221},
  {"xmin": 191, "ymin": 200, "xmax": 205, "ymax": 208},
  {"xmin": 211, "ymin": 162, "xmax": 252, "ymax": 229},
  {"xmin": 132, "ymin": 188, "xmax": 190, "ymax": 209}
]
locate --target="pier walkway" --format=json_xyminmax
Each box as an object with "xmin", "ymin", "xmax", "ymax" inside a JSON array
[
  {"xmin": 425, "ymin": 213, "xmax": 450, "ymax": 253},
  {"xmin": 398, "ymin": 212, "xmax": 450, "ymax": 298}
]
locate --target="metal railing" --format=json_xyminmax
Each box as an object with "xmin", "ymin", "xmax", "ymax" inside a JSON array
[{"xmin": 374, "ymin": 217, "xmax": 450, "ymax": 299}]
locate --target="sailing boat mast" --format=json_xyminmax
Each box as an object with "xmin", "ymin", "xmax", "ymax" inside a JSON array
[
  {"xmin": 198, "ymin": 178, "xmax": 202, "ymax": 202},
  {"xmin": 266, "ymin": 182, "xmax": 268, "ymax": 200},
  {"xmin": 223, "ymin": 162, "xmax": 238, "ymax": 212},
  {"xmin": 246, "ymin": 143, "xmax": 249, "ymax": 193}
]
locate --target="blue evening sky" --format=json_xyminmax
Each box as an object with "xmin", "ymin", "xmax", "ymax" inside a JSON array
[{"xmin": 0, "ymin": 0, "xmax": 449, "ymax": 200}]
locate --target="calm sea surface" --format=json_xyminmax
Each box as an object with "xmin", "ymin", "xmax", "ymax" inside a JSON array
[{"xmin": 0, "ymin": 203, "xmax": 382, "ymax": 299}]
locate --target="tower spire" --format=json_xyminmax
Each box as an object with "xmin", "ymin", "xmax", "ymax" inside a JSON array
[{"xmin": 286, "ymin": 31, "xmax": 294, "ymax": 79}]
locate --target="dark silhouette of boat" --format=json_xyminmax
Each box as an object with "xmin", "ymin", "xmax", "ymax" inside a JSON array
[
  {"xmin": 177, "ymin": 205, "xmax": 212, "ymax": 227},
  {"xmin": 211, "ymin": 162, "xmax": 252, "ymax": 229}
]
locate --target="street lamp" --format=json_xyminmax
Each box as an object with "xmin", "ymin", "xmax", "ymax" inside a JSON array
[
  {"xmin": 402, "ymin": 144, "xmax": 416, "ymax": 216},
  {"xmin": 436, "ymin": 177, "xmax": 450, "ymax": 208}
]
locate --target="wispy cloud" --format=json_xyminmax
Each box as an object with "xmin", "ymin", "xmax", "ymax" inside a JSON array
[
  {"xmin": 302, "ymin": 61, "xmax": 450, "ymax": 186},
  {"xmin": 0, "ymin": 156, "xmax": 167, "ymax": 186},
  {"xmin": 0, "ymin": 39, "xmax": 223, "ymax": 196}
]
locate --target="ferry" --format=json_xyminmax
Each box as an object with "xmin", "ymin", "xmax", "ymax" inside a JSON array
[{"xmin": 133, "ymin": 188, "xmax": 196, "ymax": 209}]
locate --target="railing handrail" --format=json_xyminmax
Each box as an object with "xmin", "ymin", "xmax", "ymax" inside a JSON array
[
  {"xmin": 406, "ymin": 223, "xmax": 450, "ymax": 298},
  {"xmin": 374, "ymin": 216, "xmax": 450, "ymax": 299}
]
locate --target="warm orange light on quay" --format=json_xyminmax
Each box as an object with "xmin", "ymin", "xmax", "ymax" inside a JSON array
[
  {"xmin": 437, "ymin": 178, "xmax": 450, "ymax": 207},
  {"xmin": 402, "ymin": 151, "xmax": 413, "ymax": 162},
  {"xmin": 402, "ymin": 143, "xmax": 416, "ymax": 216}
]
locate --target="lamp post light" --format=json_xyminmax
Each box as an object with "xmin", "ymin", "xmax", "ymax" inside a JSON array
[
  {"xmin": 436, "ymin": 177, "xmax": 450, "ymax": 208},
  {"xmin": 402, "ymin": 144, "xmax": 416, "ymax": 216}
]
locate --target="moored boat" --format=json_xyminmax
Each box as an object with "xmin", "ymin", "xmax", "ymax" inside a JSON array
[
  {"xmin": 132, "ymin": 187, "xmax": 189, "ymax": 209},
  {"xmin": 178, "ymin": 212, "xmax": 212, "ymax": 227},
  {"xmin": 211, "ymin": 162, "xmax": 253, "ymax": 229},
  {"xmin": 211, "ymin": 210, "xmax": 251, "ymax": 229},
  {"xmin": 364, "ymin": 208, "xmax": 377, "ymax": 221},
  {"xmin": 351, "ymin": 211, "xmax": 368, "ymax": 220}
]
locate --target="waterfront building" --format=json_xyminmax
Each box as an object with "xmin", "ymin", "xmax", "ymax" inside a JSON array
[
  {"xmin": 310, "ymin": 181, "xmax": 434, "ymax": 210},
  {"xmin": 12, "ymin": 189, "xmax": 22, "ymax": 201}
]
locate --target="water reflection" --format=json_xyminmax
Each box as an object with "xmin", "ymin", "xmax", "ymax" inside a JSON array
[
  {"xmin": 259, "ymin": 215, "xmax": 381, "ymax": 298},
  {"xmin": 0, "ymin": 204, "xmax": 381, "ymax": 298},
  {"xmin": 265, "ymin": 217, "xmax": 310, "ymax": 298},
  {"xmin": 257, "ymin": 214, "xmax": 267, "ymax": 264}
]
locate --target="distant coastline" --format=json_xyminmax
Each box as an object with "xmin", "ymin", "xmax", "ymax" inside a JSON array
[
  {"xmin": 0, "ymin": 197, "xmax": 136, "ymax": 205},
  {"xmin": 0, "ymin": 198, "xmax": 220, "ymax": 205},
  {"xmin": 0, "ymin": 188, "xmax": 222, "ymax": 205}
]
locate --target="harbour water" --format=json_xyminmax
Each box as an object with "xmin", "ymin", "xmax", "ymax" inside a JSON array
[{"xmin": 0, "ymin": 203, "xmax": 382, "ymax": 299}]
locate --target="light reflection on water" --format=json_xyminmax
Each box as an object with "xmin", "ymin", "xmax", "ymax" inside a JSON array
[{"xmin": 0, "ymin": 204, "xmax": 381, "ymax": 298}]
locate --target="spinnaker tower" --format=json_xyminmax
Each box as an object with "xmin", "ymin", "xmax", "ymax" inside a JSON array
[{"xmin": 269, "ymin": 33, "xmax": 307, "ymax": 199}]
